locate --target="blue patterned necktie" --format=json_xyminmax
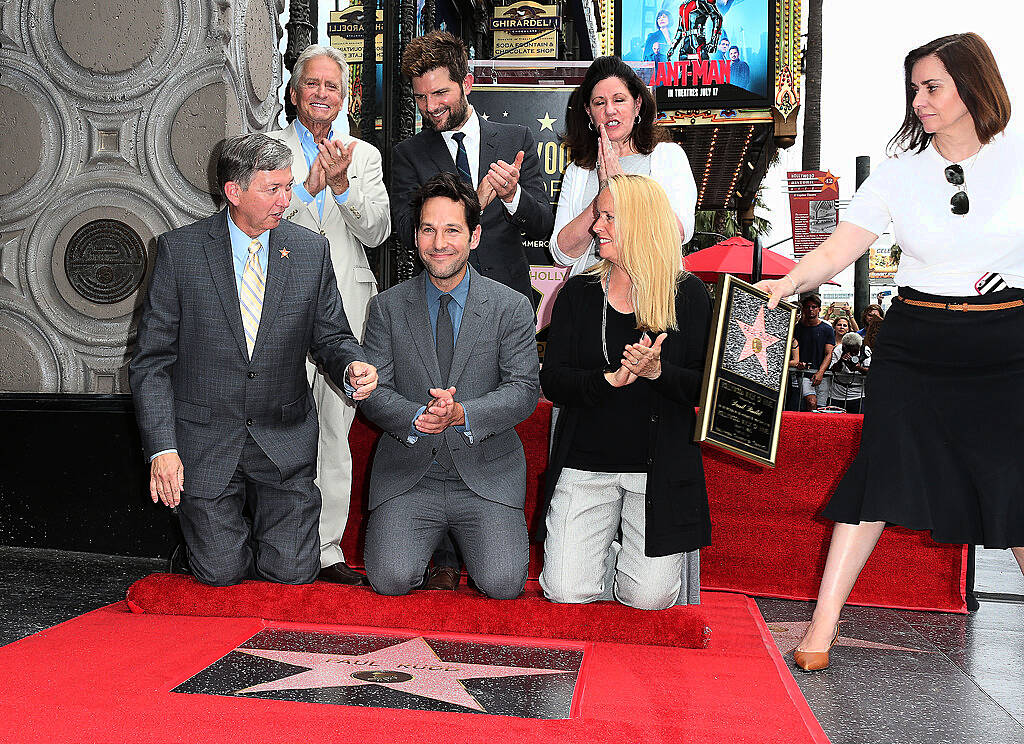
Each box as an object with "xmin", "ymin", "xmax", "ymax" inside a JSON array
[{"xmin": 451, "ymin": 131, "xmax": 473, "ymax": 185}]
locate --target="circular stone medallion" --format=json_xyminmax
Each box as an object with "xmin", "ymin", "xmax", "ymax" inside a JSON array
[{"xmin": 64, "ymin": 220, "xmax": 147, "ymax": 304}]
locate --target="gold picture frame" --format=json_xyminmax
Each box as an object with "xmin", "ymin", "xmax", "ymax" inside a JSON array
[{"xmin": 695, "ymin": 274, "xmax": 797, "ymax": 467}]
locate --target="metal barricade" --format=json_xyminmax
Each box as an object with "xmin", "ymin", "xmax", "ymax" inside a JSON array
[{"xmin": 787, "ymin": 368, "xmax": 869, "ymax": 413}]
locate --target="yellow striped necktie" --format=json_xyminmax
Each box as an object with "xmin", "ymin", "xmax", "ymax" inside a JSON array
[{"xmin": 240, "ymin": 238, "xmax": 265, "ymax": 358}]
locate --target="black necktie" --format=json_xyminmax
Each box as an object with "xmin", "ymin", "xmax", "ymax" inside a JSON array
[
  {"xmin": 451, "ymin": 132, "xmax": 473, "ymax": 185},
  {"xmin": 436, "ymin": 294, "xmax": 454, "ymax": 386}
]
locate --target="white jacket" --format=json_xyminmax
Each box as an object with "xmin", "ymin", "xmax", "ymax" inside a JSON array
[{"xmin": 549, "ymin": 142, "xmax": 697, "ymax": 276}]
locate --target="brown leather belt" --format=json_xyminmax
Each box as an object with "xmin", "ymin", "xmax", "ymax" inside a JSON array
[{"xmin": 895, "ymin": 295, "xmax": 1024, "ymax": 312}]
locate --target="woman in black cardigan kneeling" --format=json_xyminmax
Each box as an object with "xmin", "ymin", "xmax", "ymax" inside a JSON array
[{"xmin": 539, "ymin": 174, "xmax": 712, "ymax": 609}]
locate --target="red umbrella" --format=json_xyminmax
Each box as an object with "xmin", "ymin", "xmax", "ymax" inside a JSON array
[{"xmin": 683, "ymin": 236, "xmax": 797, "ymax": 282}]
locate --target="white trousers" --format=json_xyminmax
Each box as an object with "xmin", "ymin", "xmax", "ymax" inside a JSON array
[
  {"xmin": 540, "ymin": 468, "xmax": 700, "ymax": 610},
  {"xmin": 307, "ymin": 360, "xmax": 357, "ymax": 568}
]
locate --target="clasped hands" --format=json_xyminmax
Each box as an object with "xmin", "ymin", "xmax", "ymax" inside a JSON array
[
  {"xmin": 414, "ymin": 386, "xmax": 465, "ymax": 434},
  {"xmin": 477, "ymin": 151, "xmax": 525, "ymax": 211},
  {"xmin": 304, "ymin": 138, "xmax": 358, "ymax": 197},
  {"xmin": 604, "ymin": 332, "xmax": 668, "ymax": 388}
]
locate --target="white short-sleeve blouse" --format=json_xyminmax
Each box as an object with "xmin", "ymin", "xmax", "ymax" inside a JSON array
[{"xmin": 843, "ymin": 130, "xmax": 1024, "ymax": 295}]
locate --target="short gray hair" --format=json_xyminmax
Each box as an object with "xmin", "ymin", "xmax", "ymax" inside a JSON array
[
  {"xmin": 216, "ymin": 133, "xmax": 293, "ymax": 197},
  {"xmin": 841, "ymin": 332, "xmax": 863, "ymax": 348},
  {"xmin": 290, "ymin": 44, "xmax": 349, "ymax": 93}
]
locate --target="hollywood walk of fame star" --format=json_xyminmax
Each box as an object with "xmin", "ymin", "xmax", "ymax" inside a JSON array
[
  {"xmin": 279, "ymin": 248, "xmax": 290, "ymax": 258},
  {"xmin": 234, "ymin": 636, "xmax": 568, "ymax": 712},
  {"xmin": 765, "ymin": 621, "xmax": 937, "ymax": 656},
  {"xmin": 537, "ymin": 112, "xmax": 556, "ymax": 131},
  {"xmin": 736, "ymin": 305, "xmax": 781, "ymax": 375}
]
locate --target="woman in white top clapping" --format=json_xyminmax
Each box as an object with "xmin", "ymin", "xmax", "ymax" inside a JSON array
[
  {"xmin": 758, "ymin": 32, "xmax": 1024, "ymax": 672},
  {"xmin": 549, "ymin": 56, "xmax": 697, "ymax": 277}
]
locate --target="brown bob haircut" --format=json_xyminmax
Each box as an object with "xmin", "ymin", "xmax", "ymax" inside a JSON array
[
  {"xmin": 889, "ymin": 32, "xmax": 1011, "ymax": 154},
  {"xmin": 401, "ymin": 31, "xmax": 470, "ymax": 85},
  {"xmin": 563, "ymin": 56, "xmax": 665, "ymax": 170}
]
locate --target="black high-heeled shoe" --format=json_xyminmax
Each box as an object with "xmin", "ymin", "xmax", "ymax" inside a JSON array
[{"xmin": 794, "ymin": 623, "xmax": 840, "ymax": 672}]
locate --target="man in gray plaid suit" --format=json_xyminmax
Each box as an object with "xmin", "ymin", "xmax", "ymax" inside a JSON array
[
  {"xmin": 129, "ymin": 133, "xmax": 377, "ymax": 587},
  {"xmin": 359, "ymin": 173, "xmax": 539, "ymax": 599}
]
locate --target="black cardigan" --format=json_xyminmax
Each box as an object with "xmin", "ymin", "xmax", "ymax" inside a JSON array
[{"xmin": 540, "ymin": 273, "xmax": 713, "ymax": 556}]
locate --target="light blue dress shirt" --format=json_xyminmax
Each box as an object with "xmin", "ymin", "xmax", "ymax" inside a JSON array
[
  {"xmin": 227, "ymin": 210, "xmax": 269, "ymax": 296},
  {"xmin": 291, "ymin": 119, "xmax": 349, "ymax": 220},
  {"xmin": 409, "ymin": 270, "xmax": 473, "ymax": 442}
]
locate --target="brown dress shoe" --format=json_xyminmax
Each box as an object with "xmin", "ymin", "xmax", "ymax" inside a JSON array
[
  {"xmin": 794, "ymin": 624, "xmax": 840, "ymax": 672},
  {"xmin": 424, "ymin": 565, "xmax": 460, "ymax": 590},
  {"xmin": 318, "ymin": 562, "xmax": 369, "ymax": 586}
]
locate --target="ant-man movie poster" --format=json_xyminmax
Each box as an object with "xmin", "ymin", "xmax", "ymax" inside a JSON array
[{"xmin": 616, "ymin": 0, "xmax": 772, "ymax": 110}]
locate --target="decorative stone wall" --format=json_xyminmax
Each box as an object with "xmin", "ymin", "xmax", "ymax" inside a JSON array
[{"xmin": 0, "ymin": 0, "xmax": 283, "ymax": 393}]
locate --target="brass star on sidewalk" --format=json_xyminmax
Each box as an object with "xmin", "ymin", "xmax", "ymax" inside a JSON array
[{"xmin": 235, "ymin": 636, "xmax": 567, "ymax": 712}]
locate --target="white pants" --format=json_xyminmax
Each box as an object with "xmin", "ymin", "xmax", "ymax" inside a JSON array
[
  {"xmin": 540, "ymin": 468, "xmax": 699, "ymax": 610},
  {"xmin": 307, "ymin": 360, "xmax": 357, "ymax": 568}
]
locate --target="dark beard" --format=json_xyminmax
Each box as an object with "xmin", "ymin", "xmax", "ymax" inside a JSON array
[{"xmin": 422, "ymin": 93, "xmax": 470, "ymax": 132}]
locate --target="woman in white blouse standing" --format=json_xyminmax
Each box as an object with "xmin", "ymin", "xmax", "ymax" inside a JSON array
[
  {"xmin": 549, "ymin": 56, "xmax": 697, "ymax": 276},
  {"xmin": 758, "ymin": 32, "xmax": 1024, "ymax": 672}
]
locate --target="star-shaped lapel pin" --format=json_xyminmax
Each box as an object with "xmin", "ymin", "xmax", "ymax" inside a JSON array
[{"xmin": 279, "ymin": 248, "xmax": 290, "ymax": 258}]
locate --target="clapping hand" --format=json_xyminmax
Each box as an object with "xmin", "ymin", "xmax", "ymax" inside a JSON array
[
  {"xmin": 485, "ymin": 151, "xmax": 525, "ymax": 203},
  {"xmin": 623, "ymin": 332, "xmax": 667, "ymax": 380},
  {"xmin": 315, "ymin": 139, "xmax": 357, "ymax": 195},
  {"xmin": 414, "ymin": 387, "xmax": 464, "ymax": 433},
  {"xmin": 304, "ymin": 155, "xmax": 327, "ymax": 198}
]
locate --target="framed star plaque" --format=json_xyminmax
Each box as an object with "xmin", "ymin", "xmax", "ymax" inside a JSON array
[{"xmin": 695, "ymin": 274, "xmax": 797, "ymax": 467}]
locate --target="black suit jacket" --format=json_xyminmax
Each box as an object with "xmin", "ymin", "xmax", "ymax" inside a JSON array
[
  {"xmin": 129, "ymin": 209, "xmax": 365, "ymax": 500},
  {"xmin": 391, "ymin": 116, "xmax": 555, "ymax": 301}
]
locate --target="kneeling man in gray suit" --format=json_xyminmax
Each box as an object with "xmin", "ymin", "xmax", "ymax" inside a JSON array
[
  {"xmin": 130, "ymin": 133, "xmax": 378, "ymax": 587},
  {"xmin": 359, "ymin": 172, "xmax": 540, "ymax": 598}
]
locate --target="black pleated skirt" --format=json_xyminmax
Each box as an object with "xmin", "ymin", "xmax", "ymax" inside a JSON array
[{"xmin": 823, "ymin": 287, "xmax": 1024, "ymax": 548}]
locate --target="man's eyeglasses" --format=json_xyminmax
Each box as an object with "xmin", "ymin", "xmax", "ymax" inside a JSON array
[{"xmin": 945, "ymin": 164, "xmax": 969, "ymax": 215}]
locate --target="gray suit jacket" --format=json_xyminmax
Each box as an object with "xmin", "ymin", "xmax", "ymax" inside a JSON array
[
  {"xmin": 129, "ymin": 209, "xmax": 365, "ymax": 500},
  {"xmin": 359, "ymin": 266, "xmax": 540, "ymax": 510}
]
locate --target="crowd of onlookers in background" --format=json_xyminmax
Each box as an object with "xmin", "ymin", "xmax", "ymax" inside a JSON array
[{"xmin": 788, "ymin": 294, "xmax": 885, "ymax": 413}]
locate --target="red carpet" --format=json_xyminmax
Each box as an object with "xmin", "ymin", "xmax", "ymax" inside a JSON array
[
  {"xmin": 127, "ymin": 574, "xmax": 711, "ymax": 649},
  {"xmin": 701, "ymin": 413, "xmax": 968, "ymax": 613},
  {"xmin": 344, "ymin": 405, "xmax": 966, "ymax": 613},
  {"xmin": 0, "ymin": 593, "xmax": 829, "ymax": 744}
]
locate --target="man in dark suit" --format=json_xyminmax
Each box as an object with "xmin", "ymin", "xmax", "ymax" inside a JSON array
[
  {"xmin": 393, "ymin": 30, "xmax": 552, "ymax": 588},
  {"xmin": 392, "ymin": 30, "xmax": 554, "ymax": 302},
  {"xmin": 129, "ymin": 133, "xmax": 377, "ymax": 587},
  {"xmin": 359, "ymin": 173, "xmax": 540, "ymax": 599}
]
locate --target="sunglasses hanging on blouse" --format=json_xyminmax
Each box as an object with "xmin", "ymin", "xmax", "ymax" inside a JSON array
[{"xmin": 944, "ymin": 164, "xmax": 970, "ymax": 215}]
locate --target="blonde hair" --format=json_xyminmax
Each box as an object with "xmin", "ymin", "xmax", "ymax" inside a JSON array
[{"xmin": 586, "ymin": 174, "xmax": 683, "ymax": 332}]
